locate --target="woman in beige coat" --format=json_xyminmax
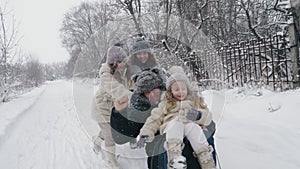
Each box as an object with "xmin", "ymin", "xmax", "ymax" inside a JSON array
[
  {"xmin": 91, "ymin": 45, "xmax": 134, "ymax": 169},
  {"xmin": 138, "ymin": 66, "xmax": 216, "ymax": 169}
]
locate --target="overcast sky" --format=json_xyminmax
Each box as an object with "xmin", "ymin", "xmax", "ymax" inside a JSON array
[{"xmin": 6, "ymin": 0, "xmax": 90, "ymax": 64}]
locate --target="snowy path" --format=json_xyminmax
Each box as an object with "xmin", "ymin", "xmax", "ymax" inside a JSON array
[
  {"xmin": 1, "ymin": 80, "xmax": 300, "ymax": 169},
  {"xmin": 0, "ymin": 81, "xmax": 103, "ymax": 169}
]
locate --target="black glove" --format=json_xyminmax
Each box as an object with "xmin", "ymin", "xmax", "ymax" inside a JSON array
[
  {"xmin": 136, "ymin": 136, "xmax": 148, "ymax": 148},
  {"xmin": 186, "ymin": 109, "xmax": 202, "ymax": 121}
]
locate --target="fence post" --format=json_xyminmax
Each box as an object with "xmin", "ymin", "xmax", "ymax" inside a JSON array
[
  {"xmin": 288, "ymin": 23, "xmax": 300, "ymax": 87},
  {"xmin": 289, "ymin": 0, "xmax": 300, "ymax": 87}
]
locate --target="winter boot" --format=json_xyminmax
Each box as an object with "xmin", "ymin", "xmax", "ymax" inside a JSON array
[
  {"xmin": 92, "ymin": 134, "xmax": 104, "ymax": 154},
  {"xmin": 169, "ymin": 156, "xmax": 187, "ymax": 169},
  {"xmin": 194, "ymin": 145, "xmax": 216, "ymax": 169},
  {"xmin": 105, "ymin": 146, "xmax": 120, "ymax": 169},
  {"xmin": 164, "ymin": 138, "xmax": 186, "ymax": 169}
]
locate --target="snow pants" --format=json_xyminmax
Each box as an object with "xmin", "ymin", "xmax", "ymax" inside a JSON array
[{"xmin": 164, "ymin": 119, "xmax": 208, "ymax": 151}]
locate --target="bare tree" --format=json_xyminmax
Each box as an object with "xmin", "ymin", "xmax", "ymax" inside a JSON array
[
  {"xmin": 23, "ymin": 57, "xmax": 45, "ymax": 87},
  {"xmin": 60, "ymin": 1, "xmax": 119, "ymax": 78},
  {"xmin": 290, "ymin": 0, "xmax": 300, "ymax": 44},
  {"xmin": 0, "ymin": 4, "xmax": 20, "ymax": 102},
  {"xmin": 116, "ymin": 0, "xmax": 143, "ymax": 36},
  {"xmin": 162, "ymin": 0, "xmax": 290, "ymax": 45},
  {"xmin": 61, "ymin": 0, "xmax": 294, "ymax": 87},
  {"xmin": 49, "ymin": 62, "xmax": 66, "ymax": 79},
  {"xmin": 0, "ymin": 5, "xmax": 19, "ymax": 82}
]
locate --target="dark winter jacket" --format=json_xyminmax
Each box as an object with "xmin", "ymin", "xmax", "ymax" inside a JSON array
[{"xmin": 110, "ymin": 92, "xmax": 155, "ymax": 144}]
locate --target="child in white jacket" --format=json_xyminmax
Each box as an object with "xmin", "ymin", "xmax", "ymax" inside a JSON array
[{"xmin": 137, "ymin": 66, "xmax": 216, "ymax": 169}]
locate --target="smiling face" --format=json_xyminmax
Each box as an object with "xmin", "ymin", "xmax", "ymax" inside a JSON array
[
  {"xmin": 116, "ymin": 61, "xmax": 126, "ymax": 72},
  {"xmin": 135, "ymin": 52, "xmax": 149, "ymax": 64},
  {"xmin": 170, "ymin": 81, "xmax": 188, "ymax": 101}
]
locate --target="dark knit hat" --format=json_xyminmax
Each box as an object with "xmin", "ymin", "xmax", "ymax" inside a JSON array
[
  {"xmin": 106, "ymin": 46, "xmax": 127, "ymax": 64},
  {"xmin": 131, "ymin": 68, "xmax": 166, "ymax": 94},
  {"xmin": 166, "ymin": 66, "xmax": 190, "ymax": 90},
  {"xmin": 132, "ymin": 39, "xmax": 152, "ymax": 55}
]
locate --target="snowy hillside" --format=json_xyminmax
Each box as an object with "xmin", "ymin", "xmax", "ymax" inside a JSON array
[{"xmin": 0, "ymin": 80, "xmax": 299, "ymax": 169}]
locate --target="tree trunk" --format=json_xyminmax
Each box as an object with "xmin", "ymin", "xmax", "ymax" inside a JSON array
[{"xmin": 290, "ymin": 0, "xmax": 300, "ymax": 87}]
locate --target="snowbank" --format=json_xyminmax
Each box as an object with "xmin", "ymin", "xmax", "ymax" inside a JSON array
[
  {"xmin": 0, "ymin": 83, "xmax": 46, "ymax": 138},
  {"xmin": 215, "ymin": 88, "xmax": 300, "ymax": 169}
]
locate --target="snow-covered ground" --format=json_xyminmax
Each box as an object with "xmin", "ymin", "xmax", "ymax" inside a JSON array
[
  {"xmin": 0, "ymin": 80, "xmax": 299, "ymax": 169},
  {"xmin": 0, "ymin": 80, "xmax": 104, "ymax": 169}
]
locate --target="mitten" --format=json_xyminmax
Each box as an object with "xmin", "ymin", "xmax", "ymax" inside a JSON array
[
  {"xmin": 186, "ymin": 109, "xmax": 202, "ymax": 121},
  {"xmin": 136, "ymin": 136, "xmax": 149, "ymax": 148}
]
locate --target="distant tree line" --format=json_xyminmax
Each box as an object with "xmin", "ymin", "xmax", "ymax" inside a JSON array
[
  {"xmin": 0, "ymin": 4, "xmax": 66, "ymax": 102},
  {"xmin": 1, "ymin": 0, "xmax": 298, "ymax": 102},
  {"xmin": 60, "ymin": 0, "xmax": 298, "ymax": 80}
]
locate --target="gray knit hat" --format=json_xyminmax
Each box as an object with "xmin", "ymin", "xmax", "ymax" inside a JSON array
[
  {"xmin": 132, "ymin": 39, "xmax": 152, "ymax": 55},
  {"xmin": 106, "ymin": 46, "xmax": 127, "ymax": 64},
  {"xmin": 131, "ymin": 68, "xmax": 166, "ymax": 94},
  {"xmin": 166, "ymin": 66, "xmax": 190, "ymax": 90}
]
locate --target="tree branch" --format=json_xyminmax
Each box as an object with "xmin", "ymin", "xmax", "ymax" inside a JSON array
[{"xmin": 240, "ymin": 0, "xmax": 263, "ymax": 40}]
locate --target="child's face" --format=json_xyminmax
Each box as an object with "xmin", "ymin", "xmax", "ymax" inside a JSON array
[
  {"xmin": 170, "ymin": 81, "xmax": 188, "ymax": 101},
  {"xmin": 135, "ymin": 52, "xmax": 149, "ymax": 64}
]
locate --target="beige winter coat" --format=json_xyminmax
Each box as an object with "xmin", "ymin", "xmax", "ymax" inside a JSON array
[
  {"xmin": 139, "ymin": 92, "xmax": 212, "ymax": 140},
  {"xmin": 91, "ymin": 63, "xmax": 133, "ymax": 123}
]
